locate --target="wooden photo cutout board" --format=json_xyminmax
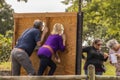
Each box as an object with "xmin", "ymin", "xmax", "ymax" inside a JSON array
[{"xmin": 13, "ymin": 12, "xmax": 77, "ymax": 75}]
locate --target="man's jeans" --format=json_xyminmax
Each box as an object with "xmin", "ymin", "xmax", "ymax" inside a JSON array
[{"xmin": 11, "ymin": 48, "xmax": 35, "ymax": 76}]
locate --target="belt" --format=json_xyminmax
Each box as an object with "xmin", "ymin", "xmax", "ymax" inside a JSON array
[
  {"xmin": 14, "ymin": 48, "xmax": 25, "ymax": 52},
  {"xmin": 42, "ymin": 45, "xmax": 54, "ymax": 54}
]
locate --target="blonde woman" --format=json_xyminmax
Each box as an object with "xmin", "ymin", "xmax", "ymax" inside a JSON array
[
  {"xmin": 37, "ymin": 23, "xmax": 66, "ymax": 75},
  {"xmin": 106, "ymin": 39, "xmax": 120, "ymax": 76}
]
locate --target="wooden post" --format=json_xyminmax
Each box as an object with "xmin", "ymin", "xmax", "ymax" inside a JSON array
[{"xmin": 88, "ymin": 65, "xmax": 95, "ymax": 80}]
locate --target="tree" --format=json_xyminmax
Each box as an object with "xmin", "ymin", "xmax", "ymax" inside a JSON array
[
  {"xmin": 0, "ymin": 0, "xmax": 14, "ymax": 35},
  {"xmin": 62, "ymin": 0, "xmax": 120, "ymax": 44},
  {"xmin": 0, "ymin": 0, "xmax": 13, "ymax": 62}
]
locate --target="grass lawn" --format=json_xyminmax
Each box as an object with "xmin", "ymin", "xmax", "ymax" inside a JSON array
[{"xmin": 103, "ymin": 61, "xmax": 116, "ymax": 75}]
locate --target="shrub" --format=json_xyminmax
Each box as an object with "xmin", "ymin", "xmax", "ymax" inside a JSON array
[{"xmin": 0, "ymin": 30, "xmax": 13, "ymax": 63}]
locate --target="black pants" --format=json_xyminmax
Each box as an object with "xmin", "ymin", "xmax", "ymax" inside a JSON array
[{"xmin": 38, "ymin": 55, "xmax": 56, "ymax": 75}]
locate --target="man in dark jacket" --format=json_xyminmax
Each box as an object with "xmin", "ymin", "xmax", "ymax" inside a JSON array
[{"xmin": 11, "ymin": 19, "xmax": 48, "ymax": 76}]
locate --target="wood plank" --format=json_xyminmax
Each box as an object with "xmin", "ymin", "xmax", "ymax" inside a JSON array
[{"xmin": 13, "ymin": 12, "xmax": 77, "ymax": 18}]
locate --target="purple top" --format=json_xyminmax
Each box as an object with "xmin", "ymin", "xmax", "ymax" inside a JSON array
[{"xmin": 37, "ymin": 34, "xmax": 65, "ymax": 58}]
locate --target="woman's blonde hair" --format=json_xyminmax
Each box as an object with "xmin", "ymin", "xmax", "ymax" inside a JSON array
[
  {"xmin": 51, "ymin": 23, "xmax": 64, "ymax": 35},
  {"xmin": 106, "ymin": 39, "xmax": 118, "ymax": 49}
]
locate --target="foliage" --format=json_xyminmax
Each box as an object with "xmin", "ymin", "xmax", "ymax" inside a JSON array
[
  {"xmin": 62, "ymin": 0, "xmax": 120, "ymax": 45},
  {"xmin": 0, "ymin": 0, "xmax": 14, "ymax": 35},
  {"xmin": 0, "ymin": 30, "xmax": 13, "ymax": 64},
  {"xmin": 0, "ymin": 62, "xmax": 11, "ymax": 70}
]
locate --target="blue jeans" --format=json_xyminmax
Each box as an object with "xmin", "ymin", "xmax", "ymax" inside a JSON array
[{"xmin": 38, "ymin": 55, "xmax": 56, "ymax": 75}]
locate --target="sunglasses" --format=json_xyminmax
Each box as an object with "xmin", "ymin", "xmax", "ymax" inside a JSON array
[{"xmin": 96, "ymin": 44, "xmax": 102, "ymax": 46}]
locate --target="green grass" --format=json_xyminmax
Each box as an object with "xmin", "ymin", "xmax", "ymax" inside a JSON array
[{"xmin": 103, "ymin": 61, "xmax": 116, "ymax": 75}]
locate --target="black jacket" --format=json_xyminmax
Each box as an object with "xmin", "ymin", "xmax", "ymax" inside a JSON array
[{"xmin": 82, "ymin": 46, "xmax": 108, "ymax": 72}]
